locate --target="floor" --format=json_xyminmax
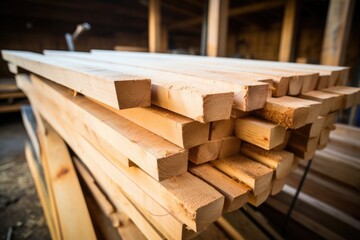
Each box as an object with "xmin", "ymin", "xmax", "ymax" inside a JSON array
[{"xmin": 0, "ymin": 112, "xmax": 50, "ymax": 240}]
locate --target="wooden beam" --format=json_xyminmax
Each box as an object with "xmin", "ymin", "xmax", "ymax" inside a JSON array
[
  {"xmin": 321, "ymin": 0, "xmax": 355, "ymax": 66},
  {"xmin": 117, "ymin": 106, "xmax": 210, "ymax": 149},
  {"xmin": 211, "ymin": 155, "xmax": 273, "ymax": 195},
  {"xmin": 189, "ymin": 164, "xmax": 250, "ymax": 212},
  {"xmin": 278, "ymin": 0, "xmax": 298, "ymax": 62},
  {"xmin": 207, "ymin": 0, "xmax": 229, "ymax": 57},
  {"xmin": 2, "ymin": 51, "xmax": 151, "ymax": 110},
  {"xmin": 36, "ymin": 116, "xmax": 96, "ymax": 240},
  {"xmin": 149, "ymin": 0, "xmax": 161, "ymax": 53},
  {"xmin": 74, "ymin": 159, "xmax": 163, "ymax": 240}
]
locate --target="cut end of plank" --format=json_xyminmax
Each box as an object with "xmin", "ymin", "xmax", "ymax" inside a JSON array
[
  {"xmin": 200, "ymin": 93, "xmax": 234, "ymax": 123},
  {"xmin": 114, "ymin": 79, "xmax": 152, "ymax": 109}
]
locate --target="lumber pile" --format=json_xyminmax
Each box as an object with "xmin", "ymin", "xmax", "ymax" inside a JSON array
[
  {"xmin": 0, "ymin": 78, "xmax": 27, "ymax": 113},
  {"xmin": 3, "ymin": 49, "xmax": 359, "ymax": 239}
]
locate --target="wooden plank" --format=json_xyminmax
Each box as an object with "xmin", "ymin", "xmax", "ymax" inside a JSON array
[
  {"xmin": 21, "ymin": 106, "xmax": 40, "ymax": 159},
  {"xmin": 17, "ymin": 74, "xmax": 187, "ymax": 181},
  {"xmin": 149, "ymin": 0, "xmax": 161, "ymax": 52},
  {"xmin": 91, "ymin": 103, "xmax": 210, "ymax": 149},
  {"xmin": 45, "ymin": 51, "xmax": 267, "ymax": 114},
  {"xmin": 255, "ymin": 96, "xmax": 310, "ymax": 129},
  {"xmin": 36, "ymin": 117, "xmax": 96, "ymax": 240},
  {"xmin": 211, "ymin": 154, "xmax": 273, "ymax": 195},
  {"xmin": 240, "ymin": 142, "xmax": 294, "ymax": 179},
  {"xmin": 207, "ymin": 0, "xmax": 229, "ymax": 57},
  {"xmin": 278, "ymin": 0, "xmax": 297, "ymax": 62},
  {"xmin": 189, "ymin": 164, "xmax": 249, "ymax": 212},
  {"xmin": 234, "ymin": 117, "xmax": 286, "ymax": 150},
  {"xmin": 209, "ymin": 119, "xmax": 234, "ymax": 140},
  {"xmin": 321, "ymin": 0, "xmax": 355, "ymax": 66},
  {"xmin": 300, "ymin": 90, "xmax": 344, "ymax": 115},
  {"xmin": 189, "ymin": 139, "xmax": 222, "ymax": 165},
  {"xmin": 2, "ymin": 50, "xmax": 151, "ymax": 109},
  {"xmin": 74, "ymin": 158, "xmax": 164, "ymax": 240},
  {"xmin": 24, "ymin": 142, "xmax": 57, "ymax": 239},
  {"xmin": 322, "ymin": 86, "xmax": 360, "ymax": 109}
]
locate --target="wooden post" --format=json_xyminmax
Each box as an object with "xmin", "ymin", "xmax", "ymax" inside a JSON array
[
  {"xmin": 278, "ymin": 0, "xmax": 298, "ymax": 62},
  {"xmin": 149, "ymin": 0, "xmax": 161, "ymax": 52},
  {"xmin": 161, "ymin": 26, "xmax": 168, "ymax": 53},
  {"xmin": 320, "ymin": 0, "xmax": 355, "ymax": 66},
  {"xmin": 200, "ymin": 0, "xmax": 209, "ymax": 56},
  {"xmin": 207, "ymin": 0, "xmax": 229, "ymax": 57}
]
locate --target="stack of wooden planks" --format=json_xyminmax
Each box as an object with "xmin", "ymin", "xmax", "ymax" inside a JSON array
[
  {"xmin": 0, "ymin": 77, "xmax": 27, "ymax": 113},
  {"xmin": 3, "ymin": 49, "xmax": 360, "ymax": 239}
]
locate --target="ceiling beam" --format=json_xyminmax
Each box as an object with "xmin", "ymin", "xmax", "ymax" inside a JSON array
[{"xmin": 168, "ymin": 0, "xmax": 285, "ymax": 30}]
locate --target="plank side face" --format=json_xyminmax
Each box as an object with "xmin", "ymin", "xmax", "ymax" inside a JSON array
[
  {"xmin": 189, "ymin": 164, "xmax": 249, "ymax": 212},
  {"xmin": 211, "ymin": 155, "xmax": 273, "ymax": 195},
  {"xmin": 2, "ymin": 50, "xmax": 151, "ymax": 109}
]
